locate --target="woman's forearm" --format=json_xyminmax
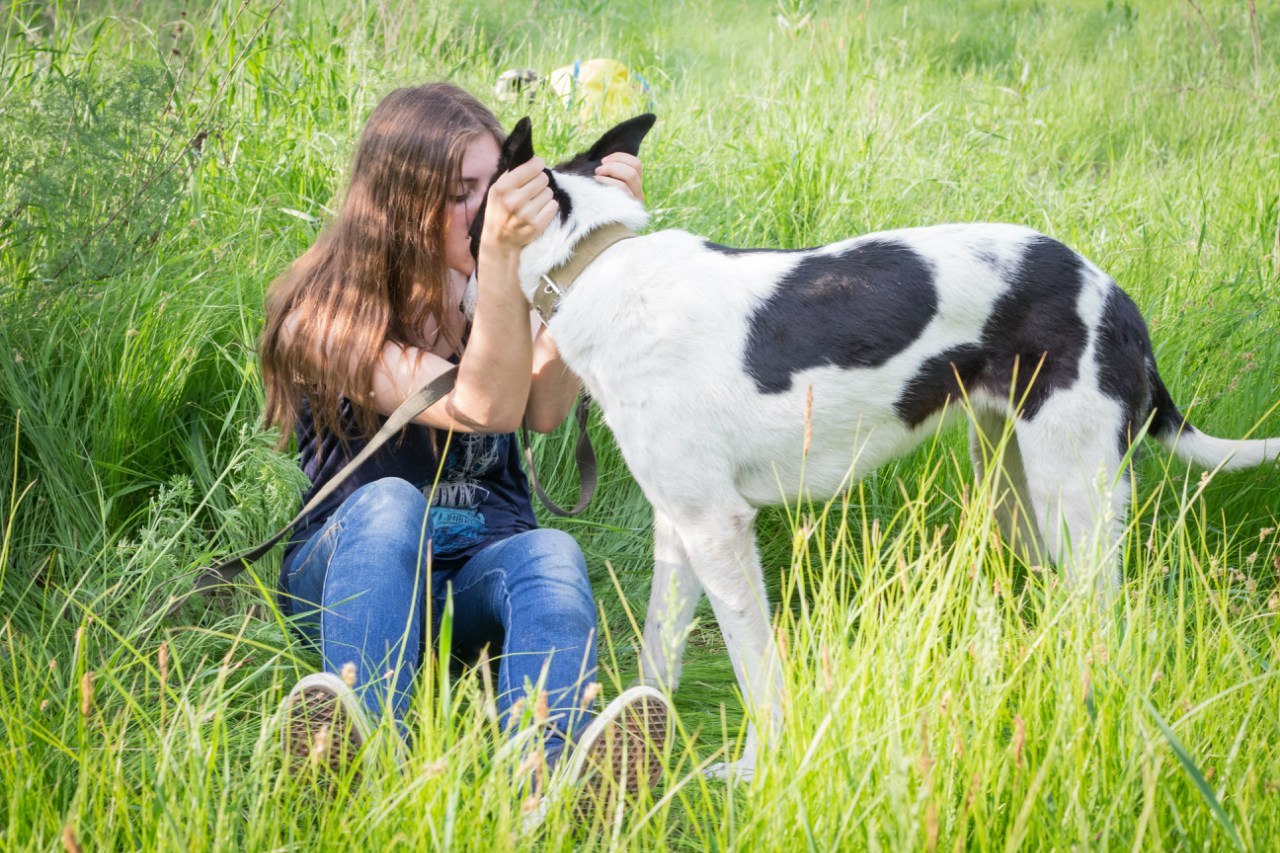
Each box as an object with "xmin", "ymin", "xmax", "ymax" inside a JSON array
[{"xmin": 446, "ymin": 242, "xmax": 535, "ymax": 432}]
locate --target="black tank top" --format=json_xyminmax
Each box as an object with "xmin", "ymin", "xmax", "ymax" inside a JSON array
[{"xmin": 282, "ymin": 395, "xmax": 538, "ymax": 567}]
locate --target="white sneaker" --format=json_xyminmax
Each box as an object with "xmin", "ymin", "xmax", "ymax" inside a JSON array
[
  {"xmin": 281, "ymin": 672, "xmax": 375, "ymax": 777},
  {"xmin": 524, "ymin": 685, "xmax": 671, "ymax": 831}
]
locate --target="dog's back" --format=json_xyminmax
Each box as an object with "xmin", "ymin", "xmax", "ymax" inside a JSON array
[{"xmin": 560, "ymin": 224, "xmax": 1124, "ymax": 497}]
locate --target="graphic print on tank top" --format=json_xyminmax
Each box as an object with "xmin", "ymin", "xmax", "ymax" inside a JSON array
[{"xmin": 426, "ymin": 432, "xmax": 510, "ymax": 555}]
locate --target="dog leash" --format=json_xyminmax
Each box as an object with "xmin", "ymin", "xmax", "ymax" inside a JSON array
[
  {"xmin": 169, "ymin": 369, "xmax": 602, "ymax": 615},
  {"xmin": 521, "ymin": 396, "xmax": 598, "ymax": 517},
  {"xmin": 166, "ymin": 367, "xmax": 460, "ymax": 617}
]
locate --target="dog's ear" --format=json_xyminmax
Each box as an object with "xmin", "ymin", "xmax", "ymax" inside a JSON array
[
  {"xmin": 585, "ymin": 113, "xmax": 656, "ymax": 160},
  {"xmin": 555, "ymin": 113, "xmax": 657, "ymax": 177},
  {"xmin": 473, "ymin": 118, "xmax": 537, "ymax": 263},
  {"xmin": 498, "ymin": 116, "xmax": 536, "ymax": 173}
]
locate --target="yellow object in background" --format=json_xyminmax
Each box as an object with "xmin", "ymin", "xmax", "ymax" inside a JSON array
[{"xmin": 548, "ymin": 59, "xmax": 651, "ymax": 122}]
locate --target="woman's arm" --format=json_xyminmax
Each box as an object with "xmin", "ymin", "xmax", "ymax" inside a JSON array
[{"xmin": 363, "ymin": 156, "xmax": 558, "ymax": 434}]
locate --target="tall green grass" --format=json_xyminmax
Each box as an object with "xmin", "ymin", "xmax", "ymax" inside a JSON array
[{"xmin": 1, "ymin": 0, "xmax": 1278, "ymax": 848}]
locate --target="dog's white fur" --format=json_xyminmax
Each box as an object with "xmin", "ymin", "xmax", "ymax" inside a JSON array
[{"xmin": 485, "ymin": 123, "xmax": 1278, "ymax": 778}]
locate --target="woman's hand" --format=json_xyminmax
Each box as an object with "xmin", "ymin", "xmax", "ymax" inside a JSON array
[
  {"xmin": 480, "ymin": 156, "xmax": 560, "ymax": 254},
  {"xmin": 594, "ymin": 152, "xmax": 644, "ymax": 202}
]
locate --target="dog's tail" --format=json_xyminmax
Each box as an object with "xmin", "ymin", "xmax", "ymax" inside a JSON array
[{"xmin": 1147, "ymin": 368, "xmax": 1279, "ymax": 471}]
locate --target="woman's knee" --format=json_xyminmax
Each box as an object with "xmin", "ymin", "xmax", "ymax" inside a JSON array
[
  {"xmin": 341, "ymin": 478, "xmax": 431, "ymax": 547},
  {"xmin": 505, "ymin": 529, "xmax": 594, "ymax": 615}
]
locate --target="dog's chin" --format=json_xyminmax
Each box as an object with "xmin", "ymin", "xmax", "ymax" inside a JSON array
[{"xmin": 460, "ymin": 274, "xmax": 479, "ymax": 320}]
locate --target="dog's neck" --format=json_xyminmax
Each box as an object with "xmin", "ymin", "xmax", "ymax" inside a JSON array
[
  {"xmin": 531, "ymin": 222, "xmax": 637, "ymax": 322},
  {"xmin": 517, "ymin": 171, "xmax": 649, "ymax": 301}
]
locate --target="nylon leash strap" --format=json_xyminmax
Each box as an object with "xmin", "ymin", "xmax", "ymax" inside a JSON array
[{"xmin": 166, "ymin": 366, "xmax": 459, "ymax": 617}]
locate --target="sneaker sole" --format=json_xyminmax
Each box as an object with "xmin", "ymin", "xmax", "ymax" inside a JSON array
[
  {"xmin": 281, "ymin": 673, "xmax": 371, "ymax": 778},
  {"xmin": 572, "ymin": 687, "xmax": 670, "ymax": 815}
]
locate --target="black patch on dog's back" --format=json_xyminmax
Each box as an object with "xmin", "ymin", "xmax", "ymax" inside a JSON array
[
  {"xmin": 893, "ymin": 235, "xmax": 1090, "ymax": 426},
  {"xmin": 744, "ymin": 240, "xmax": 938, "ymax": 393},
  {"xmin": 982, "ymin": 236, "xmax": 1088, "ymax": 417},
  {"xmin": 1095, "ymin": 287, "xmax": 1149, "ymax": 414}
]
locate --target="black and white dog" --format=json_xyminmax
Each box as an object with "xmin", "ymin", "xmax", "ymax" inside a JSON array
[{"xmin": 471, "ymin": 114, "xmax": 1277, "ymax": 777}]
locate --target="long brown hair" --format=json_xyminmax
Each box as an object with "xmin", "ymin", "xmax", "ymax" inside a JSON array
[{"xmin": 260, "ymin": 83, "xmax": 503, "ymax": 445}]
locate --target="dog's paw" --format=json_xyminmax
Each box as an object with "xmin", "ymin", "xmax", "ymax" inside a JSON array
[{"xmin": 703, "ymin": 760, "xmax": 755, "ymax": 783}]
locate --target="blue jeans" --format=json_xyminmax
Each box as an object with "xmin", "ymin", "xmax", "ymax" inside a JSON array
[{"xmin": 280, "ymin": 477, "xmax": 598, "ymax": 753}]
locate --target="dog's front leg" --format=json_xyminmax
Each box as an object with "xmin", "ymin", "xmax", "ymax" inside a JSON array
[
  {"xmin": 638, "ymin": 509, "xmax": 703, "ymax": 692},
  {"xmin": 675, "ymin": 503, "xmax": 781, "ymax": 782}
]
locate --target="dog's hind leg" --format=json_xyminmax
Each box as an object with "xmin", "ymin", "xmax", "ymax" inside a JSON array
[
  {"xmin": 969, "ymin": 409, "xmax": 1045, "ymax": 563},
  {"xmin": 669, "ymin": 500, "xmax": 779, "ymax": 781},
  {"xmin": 1013, "ymin": 393, "xmax": 1130, "ymax": 603},
  {"xmin": 638, "ymin": 509, "xmax": 703, "ymax": 692}
]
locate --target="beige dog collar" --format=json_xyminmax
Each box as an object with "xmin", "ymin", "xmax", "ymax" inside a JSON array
[{"xmin": 532, "ymin": 222, "xmax": 636, "ymax": 322}]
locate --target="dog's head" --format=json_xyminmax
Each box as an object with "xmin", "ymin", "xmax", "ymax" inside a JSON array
[{"xmin": 465, "ymin": 113, "xmax": 655, "ymax": 312}]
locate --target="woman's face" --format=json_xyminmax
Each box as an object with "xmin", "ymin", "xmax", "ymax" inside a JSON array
[{"xmin": 443, "ymin": 132, "xmax": 500, "ymax": 278}]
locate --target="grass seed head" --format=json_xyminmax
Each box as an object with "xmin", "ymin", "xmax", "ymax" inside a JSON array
[
  {"xmin": 341, "ymin": 662, "xmax": 357, "ymax": 688},
  {"xmin": 803, "ymin": 384, "xmax": 814, "ymax": 456},
  {"xmin": 580, "ymin": 681, "xmax": 602, "ymax": 709},
  {"xmin": 79, "ymin": 671, "xmax": 94, "ymax": 717},
  {"xmin": 61, "ymin": 824, "xmax": 81, "ymax": 853},
  {"xmin": 965, "ymin": 772, "xmax": 981, "ymax": 809},
  {"xmin": 534, "ymin": 690, "xmax": 548, "ymax": 723},
  {"xmin": 310, "ymin": 724, "xmax": 331, "ymax": 765}
]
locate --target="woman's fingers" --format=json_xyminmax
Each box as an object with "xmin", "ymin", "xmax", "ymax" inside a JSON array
[
  {"xmin": 595, "ymin": 152, "xmax": 644, "ymax": 201},
  {"xmin": 494, "ymin": 157, "xmax": 548, "ymax": 201},
  {"xmin": 485, "ymin": 157, "xmax": 559, "ymax": 247},
  {"xmin": 518, "ymin": 187, "xmax": 557, "ymax": 228},
  {"xmin": 528, "ymin": 192, "xmax": 559, "ymax": 232}
]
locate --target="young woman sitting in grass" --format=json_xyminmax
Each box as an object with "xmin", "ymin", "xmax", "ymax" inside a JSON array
[{"xmin": 257, "ymin": 82, "xmax": 668, "ymax": 807}]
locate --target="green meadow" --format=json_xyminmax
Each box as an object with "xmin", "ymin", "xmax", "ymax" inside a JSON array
[{"xmin": 2, "ymin": 0, "xmax": 1279, "ymax": 848}]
